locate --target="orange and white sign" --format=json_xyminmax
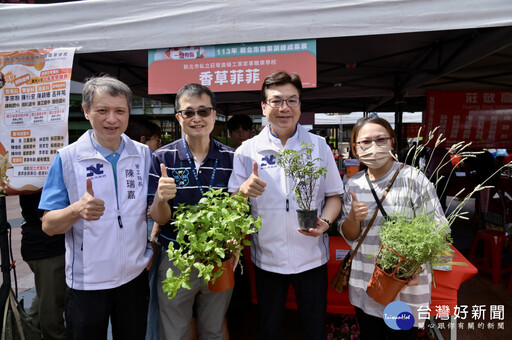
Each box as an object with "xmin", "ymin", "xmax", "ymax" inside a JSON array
[{"xmin": 0, "ymin": 48, "xmax": 75, "ymax": 196}]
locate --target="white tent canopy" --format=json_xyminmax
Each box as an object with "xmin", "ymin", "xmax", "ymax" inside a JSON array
[
  {"xmin": 1, "ymin": 0, "xmax": 512, "ymax": 54},
  {"xmin": 2, "ymin": 0, "xmax": 512, "ymax": 115}
]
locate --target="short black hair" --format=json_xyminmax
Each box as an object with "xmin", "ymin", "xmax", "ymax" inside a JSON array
[
  {"xmin": 261, "ymin": 71, "xmax": 303, "ymax": 102},
  {"xmin": 125, "ymin": 118, "xmax": 161, "ymax": 142},
  {"xmin": 227, "ymin": 114, "xmax": 252, "ymax": 132},
  {"xmin": 175, "ymin": 83, "xmax": 216, "ymax": 111}
]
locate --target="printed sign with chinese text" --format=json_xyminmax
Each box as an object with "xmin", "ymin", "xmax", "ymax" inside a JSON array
[
  {"xmin": 0, "ymin": 48, "xmax": 75, "ymax": 196},
  {"xmin": 148, "ymin": 39, "xmax": 316, "ymax": 94},
  {"xmin": 426, "ymin": 91, "xmax": 512, "ymax": 148}
]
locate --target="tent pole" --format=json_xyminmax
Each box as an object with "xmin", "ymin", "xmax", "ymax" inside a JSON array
[{"xmin": 395, "ymin": 94, "xmax": 404, "ymax": 152}]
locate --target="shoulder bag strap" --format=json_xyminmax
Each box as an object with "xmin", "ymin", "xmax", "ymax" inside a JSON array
[
  {"xmin": 365, "ymin": 170, "xmax": 388, "ymax": 218},
  {"xmin": 345, "ymin": 163, "xmax": 405, "ymax": 265}
]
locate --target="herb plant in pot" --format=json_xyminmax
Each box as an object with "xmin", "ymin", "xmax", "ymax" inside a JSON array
[
  {"xmin": 277, "ymin": 142, "xmax": 328, "ymax": 230},
  {"xmin": 366, "ymin": 212, "xmax": 452, "ymax": 305},
  {"xmin": 161, "ymin": 189, "xmax": 261, "ymax": 300}
]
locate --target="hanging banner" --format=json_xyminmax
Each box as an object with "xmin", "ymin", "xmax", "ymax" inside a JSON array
[
  {"xmin": 425, "ymin": 90, "xmax": 512, "ymax": 148},
  {"xmin": 148, "ymin": 39, "xmax": 316, "ymax": 94},
  {"xmin": 0, "ymin": 48, "xmax": 75, "ymax": 196}
]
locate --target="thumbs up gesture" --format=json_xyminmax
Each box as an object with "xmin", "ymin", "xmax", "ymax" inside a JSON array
[
  {"xmin": 239, "ymin": 161, "xmax": 266, "ymax": 198},
  {"xmin": 156, "ymin": 163, "xmax": 176, "ymax": 202},
  {"xmin": 348, "ymin": 190, "xmax": 368, "ymax": 221},
  {"xmin": 77, "ymin": 178, "xmax": 105, "ymax": 221}
]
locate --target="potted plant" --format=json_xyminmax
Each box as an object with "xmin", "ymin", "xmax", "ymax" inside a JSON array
[
  {"xmin": 366, "ymin": 212, "xmax": 452, "ymax": 305},
  {"xmin": 161, "ymin": 189, "xmax": 261, "ymax": 300},
  {"xmin": 366, "ymin": 128, "xmax": 511, "ymax": 305},
  {"xmin": 276, "ymin": 142, "xmax": 328, "ymax": 230}
]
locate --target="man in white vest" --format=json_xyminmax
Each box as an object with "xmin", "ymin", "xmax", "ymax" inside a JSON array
[
  {"xmin": 228, "ymin": 71, "xmax": 343, "ymax": 340},
  {"xmin": 39, "ymin": 75, "xmax": 153, "ymax": 339}
]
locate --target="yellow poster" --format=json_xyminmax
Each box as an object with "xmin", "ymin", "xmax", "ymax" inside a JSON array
[{"xmin": 0, "ymin": 48, "xmax": 75, "ymax": 196}]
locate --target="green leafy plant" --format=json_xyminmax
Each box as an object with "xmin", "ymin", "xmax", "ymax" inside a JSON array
[
  {"xmin": 276, "ymin": 142, "xmax": 328, "ymax": 210},
  {"xmin": 161, "ymin": 189, "xmax": 261, "ymax": 300},
  {"xmin": 376, "ymin": 213, "xmax": 452, "ymax": 280}
]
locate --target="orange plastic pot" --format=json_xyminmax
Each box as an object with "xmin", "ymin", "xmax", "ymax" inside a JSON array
[
  {"xmin": 366, "ymin": 243, "xmax": 417, "ymax": 305},
  {"xmin": 366, "ymin": 264, "xmax": 411, "ymax": 305},
  {"xmin": 208, "ymin": 257, "xmax": 235, "ymax": 293}
]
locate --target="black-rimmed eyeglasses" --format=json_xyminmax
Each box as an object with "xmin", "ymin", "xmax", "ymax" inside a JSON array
[
  {"xmin": 266, "ymin": 97, "xmax": 301, "ymax": 108},
  {"xmin": 356, "ymin": 137, "xmax": 391, "ymax": 150},
  {"xmin": 177, "ymin": 107, "xmax": 214, "ymax": 119}
]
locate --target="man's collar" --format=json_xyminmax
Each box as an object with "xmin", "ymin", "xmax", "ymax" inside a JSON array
[
  {"xmin": 90, "ymin": 133, "xmax": 124, "ymax": 157},
  {"xmin": 177, "ymin": 136, "xmax": 221, "ymax": 161},
  {"xmin": 255, "ymin": 124, "xmax": 313, "ymax": 153}
]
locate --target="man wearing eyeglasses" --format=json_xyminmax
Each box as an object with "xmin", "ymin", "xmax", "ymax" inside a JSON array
[
  {"xmin": 148, "ymin": 83, "xmax": 234, "ymax": 339},
  {"xmin": 228, "ymin": 71, "xmax": 343, "ymax": 340}
]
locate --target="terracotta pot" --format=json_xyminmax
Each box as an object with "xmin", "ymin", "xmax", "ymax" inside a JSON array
[
  {"xmin": 366, "ymin": 264, "xmax": 411, "ymax": 305},
  {"xmin": 366, "ymin": 242, "xmax": 417, "ymax": 305},
  {"xmin": 296, "ymin": 209, "xmax": 318, "ymax": 231},
  {"xmin": 208, "ymin": 257, "xmax": 235, "ymax": 292}
]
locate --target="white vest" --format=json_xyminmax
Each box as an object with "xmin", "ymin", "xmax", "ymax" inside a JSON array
[{"xmin": 59, "ymin": 130, "xmax": 152, "ymax": 290}]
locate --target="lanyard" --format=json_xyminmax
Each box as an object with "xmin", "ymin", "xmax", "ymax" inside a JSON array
[{"xmin": 182, "ymin": 136, "xmax": 218, "ymax": 195}]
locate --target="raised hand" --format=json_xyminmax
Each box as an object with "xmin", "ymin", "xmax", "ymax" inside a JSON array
[
  {"xmin": 76, "ymin": 178, "xmax": 105, "ymax": 221},
  {"xmin": 239, "ymin": 161, "xmax": 266, "ymax": 198},
  {"xmin": 349, "ymin": 190, "xmax": 368, "ymax": 221},
  {"xmin": 156, "ymin": 163, "xmax": 176, "ymax": 202}
]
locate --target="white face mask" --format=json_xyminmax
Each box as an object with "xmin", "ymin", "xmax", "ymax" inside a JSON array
[{"xmin": 358, "ymin": 144, "xmax": 392, "ymax": 169}]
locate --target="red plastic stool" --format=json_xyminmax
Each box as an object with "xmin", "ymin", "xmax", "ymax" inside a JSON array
[{"xmin": 468, "ymin": 230, "xmax": 512, "ymax": 285}]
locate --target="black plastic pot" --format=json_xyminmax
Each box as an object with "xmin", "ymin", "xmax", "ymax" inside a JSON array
[{"xmin": 296, "ymin": 209, "xmax": 318, "ymax": 231}]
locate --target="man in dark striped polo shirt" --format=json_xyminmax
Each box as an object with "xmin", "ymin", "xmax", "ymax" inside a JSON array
[{"xmin": 148, "ymin": 83, "xmax": 234, "ymax": 339}]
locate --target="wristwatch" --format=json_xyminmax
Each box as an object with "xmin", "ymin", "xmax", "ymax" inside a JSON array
[{"xmin": 148, "ymin": 236, "xmax": 160, "ymax": 245}]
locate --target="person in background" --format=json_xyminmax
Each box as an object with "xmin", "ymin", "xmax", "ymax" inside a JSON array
[
  {"xmin": 226, "ymin": 114, "xmax": 253, "ymax": 149},
  {"xmin": 39, "ymin": 75, "xmax": 153, "ymax": 340},
  {"xmin": 125, "ymin": 118, "xmax": 163, "ymax": 153},
  {"xmin": 149, "ymin": 83, "xmax": 234, "ymax": 340},
  {"xmin": 20, "ymin": 191, "xmax": 66, "ymax": 340},
  {"xmin": 228, "ymin": 71, "xmax": 343, "ymax": 340},
  {"xmin": 339, "ymin": 116, "xmax": 446, "ymax": 339},
  {"xmin": 125, "ymin": 117, "xmax": 162, "ymax": 340}
]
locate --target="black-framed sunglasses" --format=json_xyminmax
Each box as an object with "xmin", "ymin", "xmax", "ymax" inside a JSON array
[
  {"xmin": 177, "ymin": 107, "xmax": 214, "ymax": 119},
  {"xmin": 266, "ymin": 97, "xmax": 301, "ymax": 108}
]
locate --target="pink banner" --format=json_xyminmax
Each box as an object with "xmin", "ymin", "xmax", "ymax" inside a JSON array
[{"xmin": 149, "ymin": 52, "xmax": 316, "ymax": 94}]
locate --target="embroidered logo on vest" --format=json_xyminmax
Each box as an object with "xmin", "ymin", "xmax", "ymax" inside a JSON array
[{"xmin": 86, "ymin": 163, "xmax": 104, "ymax": 177}]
